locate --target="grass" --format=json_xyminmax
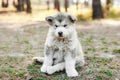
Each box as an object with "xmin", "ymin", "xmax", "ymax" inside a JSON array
[
  {"xmin": 100, "ymin": 69, "xmax": 113, "ymax": 77},
  {"xmin": 101, "ymin": 47, "xmax": 109, "ymax": 53},
  {"xmin": 0, "ymin": 68, "xmax": 27, "ymax": 79},
  {"xmin": 95, "ymin": 76, "xmax": 104, "ymax": 80},
  {"xmin": 113, "ymin": 48, "xmax": 120, "ymax": 53},
  {"xmin": 100, "ymin": 38, "xmax": 107, "ymax": 44},
  {"xmin": 84, "ymin": 36, "xmax": 94, "ymax": 44}
]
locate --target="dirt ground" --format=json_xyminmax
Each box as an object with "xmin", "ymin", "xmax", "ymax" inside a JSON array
[{"xmin": 0, "ymin": 19, "xmax": 120, "ymax": 80}]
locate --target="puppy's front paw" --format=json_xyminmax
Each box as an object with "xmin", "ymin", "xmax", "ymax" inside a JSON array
[
  {"xmin": 32, "ymin": 57, "xmax": 44, "ymax": 63},
  {"xmin": 47, "ymin": 66, "xmax": 54, "ymax": 74},
  {"xmin": 32, "ymin": 57, "xmax": 39, "ymax": 63},
  {"xmin": 41, "ymin": 65, "xmax": 47, "ymax": 73},
  {"xmin": 67, "ymin": 70, "xmax": 78, "ymax": 77}
]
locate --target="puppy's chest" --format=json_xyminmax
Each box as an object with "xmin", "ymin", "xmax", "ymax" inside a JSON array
[
  {"xmin": 52, "ymin": 40, "xmax": 71, "ymax": 52},
  {"xmin": 51, "ymin": 40, "xmax": 72, "ymax": 64}
]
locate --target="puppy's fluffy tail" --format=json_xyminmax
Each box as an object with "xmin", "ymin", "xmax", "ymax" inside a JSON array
[{"xmin": 32, "ymin": 57, "xmax": 44, "ymax": 63}]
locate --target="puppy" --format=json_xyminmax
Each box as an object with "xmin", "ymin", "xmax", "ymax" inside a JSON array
[{"xmin": 33, "ymin": 13, "xmax": 85, "ymax": 77}]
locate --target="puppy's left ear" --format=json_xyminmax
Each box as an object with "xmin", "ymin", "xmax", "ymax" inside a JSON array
[
  {"xmin": 68, "ymin": 15, "xmax": 77, "ymax": 23},
  {"xmin": 45, "ymin": 16, "xmax": 54, "ymax": 25}
]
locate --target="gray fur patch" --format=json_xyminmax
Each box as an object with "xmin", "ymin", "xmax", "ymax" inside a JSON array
[
  {"xmin": 55, "ymin": 13, "xmax": 66, "ymax": 23},
  {"xmin": 45, "ymin": 46, "xmax": 51, "ymax": 55}
]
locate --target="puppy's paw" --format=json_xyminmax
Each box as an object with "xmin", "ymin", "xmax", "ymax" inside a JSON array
[
  {"xmin": 41, "ymin": 65, "xmax": 47, "ymax": 73},
  {"xmin": 47, "ymin": 66, "xmax": 54, "ymax": 74},
  {"xmin": 32, "ymin": 57, "xmax": 44, "ymax": 63},
  {"xmin": 32, "ymin": 57, "xmax": 39, "ymax": 63},
  {"xmin": 67, "ymin": 70, "xmax": 78, "ymax": 77}
]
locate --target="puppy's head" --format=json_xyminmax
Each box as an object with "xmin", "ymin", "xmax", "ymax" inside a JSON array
[{"xmin": 46, "ymin": 13, "xmax": 77, "ymax": 40}]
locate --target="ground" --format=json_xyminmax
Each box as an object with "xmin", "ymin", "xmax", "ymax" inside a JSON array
[{"xmin": 0, "ymin": 19, "xmax": 120, "ymax": 80}]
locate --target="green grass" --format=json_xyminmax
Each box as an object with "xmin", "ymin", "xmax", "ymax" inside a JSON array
[
  {"xmin": 100, "ymin": 69, "xmax": 113, "ymax": 77},
  {"xmin": 113, "ymin": 48, "xmax": 120, "ymax": 53},
  {"xmin": 101, "ymin": 38, "xmax": 107, "ymax": 44},
  {"xmin": 0, "ymin": 68, "xmax": 27, "ymax": 79},
  {"xmin": 86, "ymin": 47, "xmax": 96, "ymax": 52},
  {"xmin": 84, "ymin": 36, "xmax": 94, "ymax": 44},
  {"xmin": 95, "ymin": 75, "xmax": 104, "ymax": 80},
  {"xmin": 111, "ymin": 40, "xmax": 119, "ymax": 45},
  {"xmin": 15, "ymin": 70, "xmax": 27, "ymax": 77},
  {"xmin": 0, "ymin": 68, "xmax": 15, "ymax": 77},
  {"xmin": 100, "ymin": 58, "xmax": 112, "ymax": 64},
  {"xmin": 101, "ymin": 47, "xmax": 109, "ymax": 53}
]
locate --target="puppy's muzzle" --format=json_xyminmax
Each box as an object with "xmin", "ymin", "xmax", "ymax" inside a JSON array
[{"xmin": 58, "ymin": 31, "xmax": 63, "ymax": 37}]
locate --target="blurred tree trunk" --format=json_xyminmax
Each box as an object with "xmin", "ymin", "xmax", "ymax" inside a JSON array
[
  {"xmin": 84, "ymin": 0, "xmax": 89, "ymax": 7},
  {"xmin": 47, "ymin": 0, "xmax": 50, "ymax": 10},
  {"xmin": 106, "ymin": 0, "xmax": 112, "ymax": 10},
  {"xmin": 2, "ymin": 0, "xmax": 8, "ymax": 8},
  {"xmin": 17, "ymin": 0, "xmax": 24, "ymax": 12},
  {"xmin": 25, "ymin": 0, "xmax": 32, "ymax": 13},
  {"xmin": 13, "ymin": 0, "xmax": 18, "ymax": 8},
  {"xmin": 92, "ymin": 0, "xmax": 103, "ymax": 19},
  {"xmin": 64, "ymin": 0, "xmax": 69, "ymax": 12},
  {"xmin": 15, "ymin": 0, "xmax": 31, "ymax": 13},
  {"xmin": 76, "ymin": 0, "xmax": 79, "ymax": 10},
  {"xmin": 54, "ymin": 0, "xmax": 60, "ymax": 12}
]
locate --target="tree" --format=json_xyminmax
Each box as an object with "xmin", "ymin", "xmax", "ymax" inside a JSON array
[
  {"xmin": 64, "ymin": 0, "xmax": 69, "ymax": 12},
  {"xmin": 54, "ymin": 0, "xmax": 60, "ymax": 12},
  {"xmin": 2, "ymin": 0, "xmax": 8, "ymax": 8},
  {"xmin": 76, "ymin": 0, "xmax": 79, "ymax": 10},
  {"xmin": 14, "ymin": 0, "xmax": 31, "ymax": 13},
  {"xmin": 92, "ymin": 0, "xmax": 103, "ymax": 19},
  {"xmin": 25, "ymin": 0, "xmax": 32, "ymax": 13},
  {"xmin": 84, "ymin": 0, "xmax": 89, "ymax": 7},
  {"xmin": 106, "ymin": 0, "xmax": 112, "ymax": 10},
  {"xmin": 46, "ymin": 0, "xmax": 50, "ymax": 10}
]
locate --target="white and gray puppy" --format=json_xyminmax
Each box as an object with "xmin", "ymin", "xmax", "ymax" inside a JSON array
[{"xmin": 33, "ymin": 12, "xmax": 85, "ymax": 77}]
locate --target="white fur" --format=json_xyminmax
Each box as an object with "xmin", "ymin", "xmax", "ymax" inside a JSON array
[{"xmin": 33, "ymin": 13, "xmax": 85, "ymax": 77}]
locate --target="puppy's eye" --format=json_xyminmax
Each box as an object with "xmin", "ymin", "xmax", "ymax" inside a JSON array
[
  {"xmin": 55, "ymin": 25, "xmax": 58, "ymax": 28},
  {"xmin": 63, "ymin": 24, "xmax": 67, "ymax": 27}
]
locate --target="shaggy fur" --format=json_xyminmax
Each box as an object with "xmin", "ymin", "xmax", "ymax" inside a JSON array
[{"xmin": 33, "ymin": 13, "xmax": 85, "ymax": 77}]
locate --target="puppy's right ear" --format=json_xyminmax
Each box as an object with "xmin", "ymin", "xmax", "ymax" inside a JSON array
[{"xmin": 45, "ymin": 16, "xmax": 54, "ymax": 25}]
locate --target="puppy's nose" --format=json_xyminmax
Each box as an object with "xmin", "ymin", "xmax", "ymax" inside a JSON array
[{"xmin": 58, "ymin": 31, "xmax": 63, "ymax": 37}]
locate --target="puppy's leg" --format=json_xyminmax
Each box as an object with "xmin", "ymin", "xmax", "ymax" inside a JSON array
[
  {"xmin": 40, "ymin": 46, "xmax": 53, "ymax": 73},
  {"xmin": 47, "ymin": 62, "xmax": 65, "ymax": 74},
  {"xmin": 32, "ymin": 57, "xmax": 44, "ymax": 63},
  {"xmin": 76, "ymin": 56, "xmax": 85, "ymax": 67},
  {"xmin": 65, "ymin": 53, "xmax": 78, "ymax": 77},
  {"xmin": 76, "ymin": 42, "xmax": 85, "ymax": 67}
]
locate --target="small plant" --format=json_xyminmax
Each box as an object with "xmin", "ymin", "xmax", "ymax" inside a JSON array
[
  {"xmin": 100, "ymin": 58, "xmax": 112, "ymax": 64},
  {"xmin": 101, "ymin": 38, "xmax": 107, "ymax": 44},
  {"xmin": 95, "ymin": 75, "xmax": 104, "ymax": 80},
  {"xmin": 101, "ymin": 47, "xmax": 109, "ymax": 53},
  {"xmin": 15, "ymin": 70, "xmax": 26, "ymax": 77},
  {"xmin": 113, "ymin": 48, "xmax": 120, "ymax": 53},
  {"xmin": 87, "ymin": 47, "xmax": 96, "ymax": 52},
  {"xmin": 0, "ymin": 68, "xmax": 16, "ymax": 78},
  {"xmin": 23, "ymin": 40, "xmax": 30, "ymax": 44},
  {"xmin": 112, "ymin": 41, "xmax": 119, "ymax": 45},
  {"xmin": 27, "ymin": 64, "xmax": 41, "ymax": 75},
  {"xmin": 84, "ymin": 36, "xmax": 94, "ymax": 44},
  {"xmin": 100, "ymin": 69, "xmax": 113, "ymax": 77}
]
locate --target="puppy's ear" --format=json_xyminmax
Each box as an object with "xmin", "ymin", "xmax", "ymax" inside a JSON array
[
  {"xmin": 45, "ymin": 16, "xmax": 54, "ymax": 25},
  {"xmin": 68, "ymin": 15, "xmax": 77, "ymax": 23}
]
